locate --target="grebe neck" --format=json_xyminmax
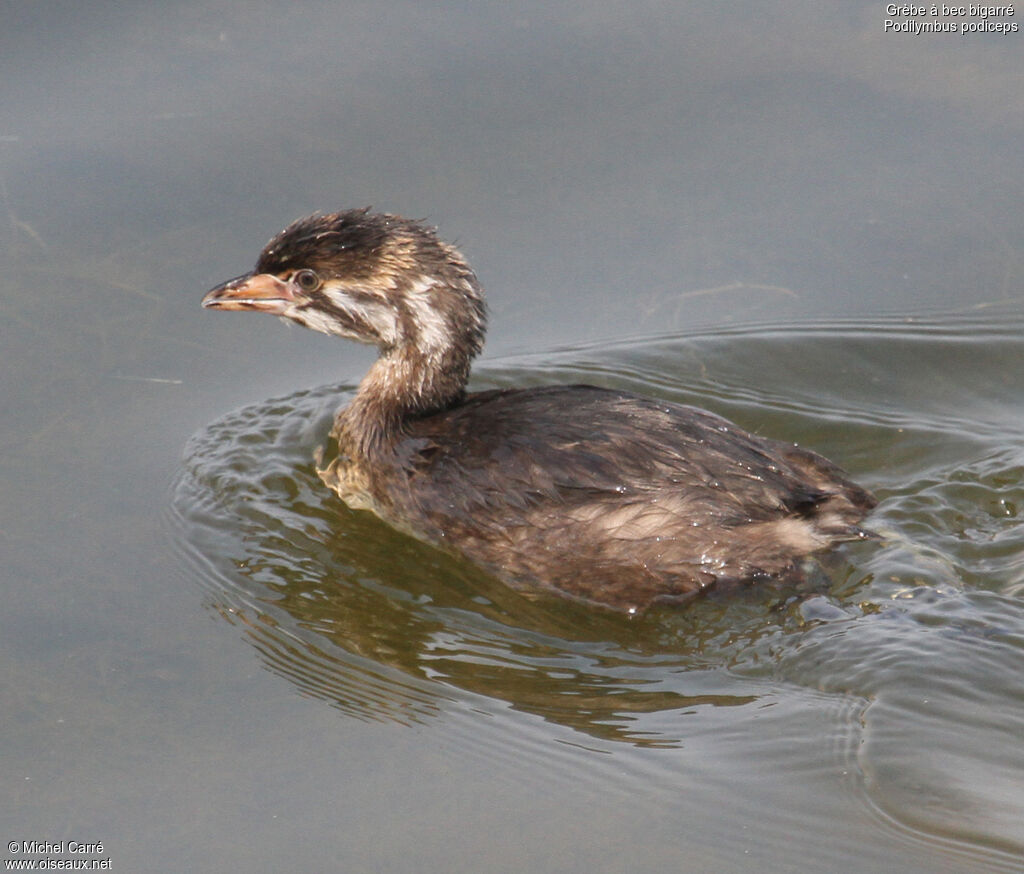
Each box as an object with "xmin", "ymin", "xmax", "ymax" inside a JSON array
[{"xmin": 335, "ymin": 296, "xmax": 479, "ymax": 458}]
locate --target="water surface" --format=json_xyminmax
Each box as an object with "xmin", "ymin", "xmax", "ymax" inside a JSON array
[
  {"xmin": 3, "ymin": 2, "xmax": 1023, "ymax": 871},
  {"xmin": 172, "ymin": 308, "xmax": 1024, "ymax": 871}
]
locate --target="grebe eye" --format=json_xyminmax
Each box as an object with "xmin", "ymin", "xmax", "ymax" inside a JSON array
[{"xmin": 294, "ymin": 269, "xmax": 321, "ymax": 292}]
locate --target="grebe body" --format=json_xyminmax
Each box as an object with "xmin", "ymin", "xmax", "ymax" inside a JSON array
[{"xmin": 204, "ymin": 209, "xmax": 875, "ymax": 613}]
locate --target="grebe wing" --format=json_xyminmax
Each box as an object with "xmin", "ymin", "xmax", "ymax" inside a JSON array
[{"xmin": 403, "ymin": 385, "xmax": 873, "ymax": 528}]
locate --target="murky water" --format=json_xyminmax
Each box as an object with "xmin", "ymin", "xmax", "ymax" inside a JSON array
[
  {"xmin": 5, "ymin": 1, "xmax": 1023, "ymax": 870},
  {"xmin": 171, "ymin": 307, "xmax": 1024, "ymax": 871}
]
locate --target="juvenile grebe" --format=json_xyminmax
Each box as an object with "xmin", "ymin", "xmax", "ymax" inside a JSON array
[{"xmin": 203, "ymin": 209, "xmax": 876, "ymax": 613}]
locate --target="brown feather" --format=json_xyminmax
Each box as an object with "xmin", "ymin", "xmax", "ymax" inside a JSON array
[{"xmin": 206, "ymin": 209, "xmax": 877, "ymax": 613}]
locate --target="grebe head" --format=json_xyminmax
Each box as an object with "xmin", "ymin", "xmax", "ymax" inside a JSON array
[
  {"xmin": 203, "ymin": 208, "xmax": 487, "ymax": 359},
  {"xmin": 204, "ymin": 209, "xmax": 489, "ymax": 453}
]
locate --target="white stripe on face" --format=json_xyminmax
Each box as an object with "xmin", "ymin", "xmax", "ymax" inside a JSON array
[{"xmin": 313, "ymin": 284, "xmax": 399, "ymax": 345}]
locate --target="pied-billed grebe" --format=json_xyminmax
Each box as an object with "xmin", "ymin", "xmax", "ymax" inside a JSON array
[{"xmin": 203, "ymin": 209, "xmax": 876, "ymax": 613}]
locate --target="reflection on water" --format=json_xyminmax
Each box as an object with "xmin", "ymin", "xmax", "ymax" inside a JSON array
[
  {"xmin": 171, "ymin": 307, "xmax": 1024, "ymax": 865},
  {"xmin": 169, "ymin": 382, "xmax": 769, "ymax": 744}
]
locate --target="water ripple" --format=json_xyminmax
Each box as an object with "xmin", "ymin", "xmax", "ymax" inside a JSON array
[{"xmin": 170, "ymin": 308, "xmax": 1024, "ymax": 866}]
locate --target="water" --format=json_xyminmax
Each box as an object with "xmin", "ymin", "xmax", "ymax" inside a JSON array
[
  {"xmin": 4, "ymin": 1, "xmax": 1023, "ymax": 871},
  {"xmin": 171, "ymin": 308, "xmax": 1024, "ymax": 871}
]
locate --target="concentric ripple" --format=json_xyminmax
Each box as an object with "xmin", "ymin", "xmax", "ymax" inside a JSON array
[{"xmin": 171, "ymin": 304, "xmax": 1024, "ymax": 867}]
